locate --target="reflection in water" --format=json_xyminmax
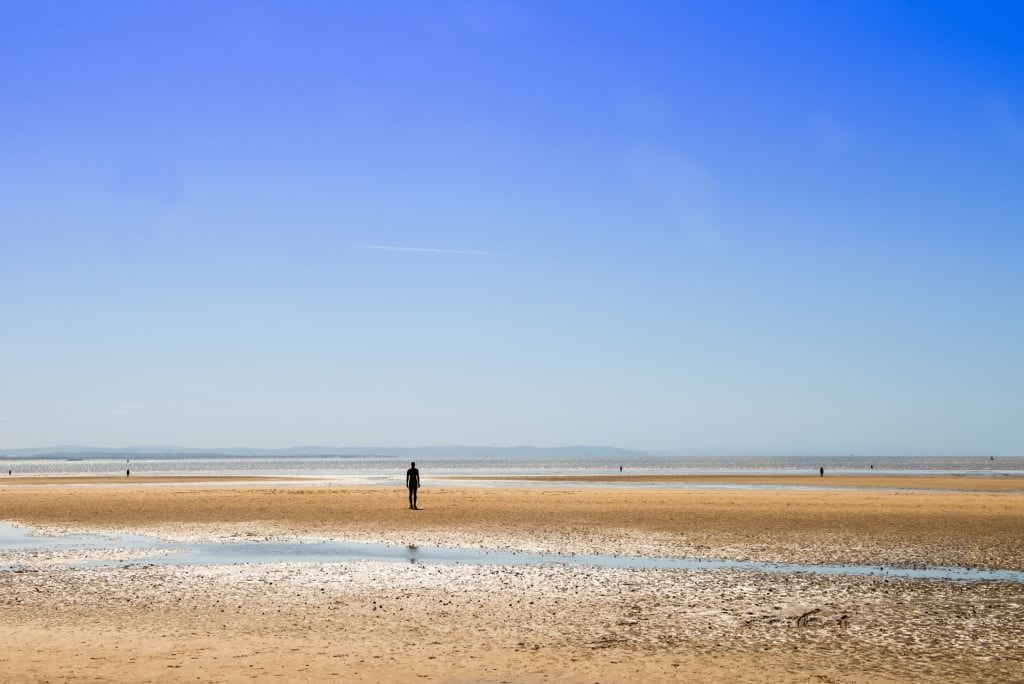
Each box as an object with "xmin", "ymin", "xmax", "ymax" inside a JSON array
[{"xmin": 2, "ymin": 523, "xmax": 1022, "ymax": 583}]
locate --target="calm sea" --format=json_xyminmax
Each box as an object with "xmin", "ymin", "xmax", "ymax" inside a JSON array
[{"xmin": 2, "ymin": 452, "xmax": 1021, "ymax": 485}]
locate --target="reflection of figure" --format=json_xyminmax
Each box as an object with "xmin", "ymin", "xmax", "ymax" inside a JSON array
[{"xmin": 406, "ymin": 462, "xmax": 420, "ymax": 510}]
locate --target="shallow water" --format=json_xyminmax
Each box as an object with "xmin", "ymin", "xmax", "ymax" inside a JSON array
[
  {"xmin": 3, "ymin": 452, "xmax": 1023, "ymax": 482},
  {"xmin": 2, "ymin": 523, "xmax": 1021, "ymax": 584}
]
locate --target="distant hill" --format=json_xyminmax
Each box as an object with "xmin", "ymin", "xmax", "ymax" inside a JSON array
[{"xmin": 0, "ymin": 444, "xmax": 649, "ymax": 459}]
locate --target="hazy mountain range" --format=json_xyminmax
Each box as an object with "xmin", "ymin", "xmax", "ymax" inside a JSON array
[{"xmin": 0, "ymin": 445, "xmax": 650, "ymax": 459}]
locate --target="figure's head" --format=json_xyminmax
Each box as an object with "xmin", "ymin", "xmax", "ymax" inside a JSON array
[{"xmin": 411, "ymin": 462, "xmax": 416, "ymax": 467}]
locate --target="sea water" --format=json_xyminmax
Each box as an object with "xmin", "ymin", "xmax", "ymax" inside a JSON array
[
  {"xmin": 1, "ymin": 452, "xmax": 1022, "ymax": 483},
  {"xmin": 2, "ymin": 522, "xmax": 1021, "ymax": 583}
]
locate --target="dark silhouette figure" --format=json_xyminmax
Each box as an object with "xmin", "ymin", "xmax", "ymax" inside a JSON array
[
  {"xmin": 406, "ymin": 462, "xmax": 420, "ymax": 510},
  {"xmin": 126, "ymin": 469, "xmax": 131, "ymax": 478},
  {"xmin": 819, "ymin": 466, "xmax": 824, "ymax": 477}
]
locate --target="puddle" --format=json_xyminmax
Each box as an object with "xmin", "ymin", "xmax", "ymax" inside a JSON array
[{"xmin": 2, "ymin": 522, "xmax": 1021, "ymax": 583}]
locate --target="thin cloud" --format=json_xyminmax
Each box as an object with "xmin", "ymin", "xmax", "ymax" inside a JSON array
[
  {"xmin": 356, "ymin": 244, "xmax": 500, "ymax": 256},
  {"xmin": 622, "ymin": 143, "xmax": 719, "ymax": 248}
]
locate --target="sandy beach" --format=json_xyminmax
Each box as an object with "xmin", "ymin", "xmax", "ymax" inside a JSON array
[{"xmin": 2, "ymin": 476, "xmax": 1022, "ymax": 682}]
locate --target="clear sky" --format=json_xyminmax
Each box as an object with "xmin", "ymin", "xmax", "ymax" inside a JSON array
[{"xmin": 2, "ymin": 1, "xmax": 1022, "ymax": 454}]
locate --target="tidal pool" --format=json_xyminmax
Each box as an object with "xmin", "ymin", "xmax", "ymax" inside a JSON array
[{"xmin": 2, "ymin": 522, "xmax": 1021, "ymax": 583}]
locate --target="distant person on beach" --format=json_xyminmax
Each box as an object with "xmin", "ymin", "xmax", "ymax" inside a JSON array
[
  {"xmin": 406, "ymin": 462, "xmax": 420, "ymax": 510},
  {"xmin": 819, "ymin": 467, "xmax": 824, "ymax": 477},
  {"xmin": 126, "ymin": 468, "xmax": 130, "ymax": 478}
]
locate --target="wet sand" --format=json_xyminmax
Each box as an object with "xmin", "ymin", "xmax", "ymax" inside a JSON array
[
  {"xmin": 2, "ymin": 478, "xmax": 1022, "ymax": 682},
  {"xmin": 445, "ymin": 473, "xmax": 1024, "ymax": 491}
]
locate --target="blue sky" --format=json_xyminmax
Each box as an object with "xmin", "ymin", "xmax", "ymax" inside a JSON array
[{"xmin": 2, "ymin": 1, "xmax": 1022, "ymax": 454}]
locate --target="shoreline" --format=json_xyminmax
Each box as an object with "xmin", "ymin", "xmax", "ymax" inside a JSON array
[
  {"xmin": 3, "ymin": 472, "xmax": 1023, "ymax": 491},
  {"xmin": 0, "ymin": 474, "xmax": 305, "ymax": 486},
  {"xmin": 439, "ymin": 473, "xmax": 1024, "ymax": 491}
]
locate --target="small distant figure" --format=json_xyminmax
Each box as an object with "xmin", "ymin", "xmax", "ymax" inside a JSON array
[
  {"xmin": 819, "ymin": 467, "xmax": 824, "ymax": 477},
  {"xmin": 126, "ymin": 469, "xmax": 130, "ymax": 478},
  {"xmin": 619, "ymin": 465, "xmax": 623, "ymax": 473},
  {"xmin": 406, "ymin": 461, "xmax": 420, "ymax": 510},
  {"xmin": 7, "ymin": 470, "xmax": 11, "ymax": 476}
]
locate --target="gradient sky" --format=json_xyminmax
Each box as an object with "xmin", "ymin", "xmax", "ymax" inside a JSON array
[{"xmin": 2, "ymin": 1, "xmax": 1022, "ymax": 454}]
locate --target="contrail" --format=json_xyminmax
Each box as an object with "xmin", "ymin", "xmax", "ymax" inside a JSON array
[{"xmin": 356, "ymin": 244, "xmax": 500, "ymax": 256}]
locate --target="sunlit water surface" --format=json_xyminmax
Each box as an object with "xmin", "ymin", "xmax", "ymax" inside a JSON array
[{"xmin": 1, "ymin": 523, "xmax": 1021, "ymax": 583}]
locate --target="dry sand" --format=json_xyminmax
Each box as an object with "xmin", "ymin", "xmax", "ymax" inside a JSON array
[{"xmin": 1, "ymin": 476, "xmax": 1022, "ymax": 682}]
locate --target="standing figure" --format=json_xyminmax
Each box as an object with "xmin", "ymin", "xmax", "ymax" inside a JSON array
[{"xmin": 406, "ymin": 461, "xmax": 421, "ymax": 510}]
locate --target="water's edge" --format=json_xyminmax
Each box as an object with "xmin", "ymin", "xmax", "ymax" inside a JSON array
[{"xmin": 2, "ymin": 523, "xmax": 1021, "ymax": 584}]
